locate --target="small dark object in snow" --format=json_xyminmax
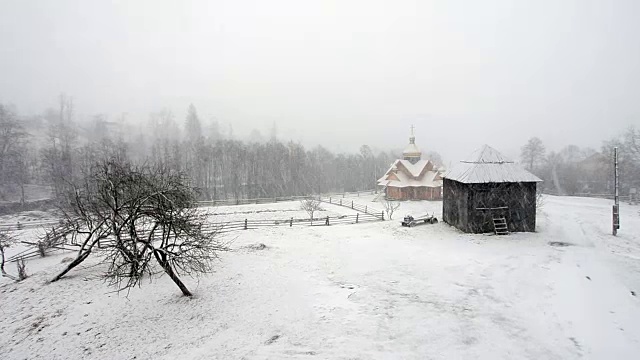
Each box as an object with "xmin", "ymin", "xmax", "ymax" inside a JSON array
[
  {"xmin": 549, "ymin": 241, "xmax": 573, "ymax": 247},
  {"xmin": 61, "ymin": 257, "xmax": 74, "ymax": 263},
  {"xmin": 265, "ymin": 334, "xmax": 281, "ymax": 345},
  {"xmin": 631, "ymin": 291, "xmax": 636, "ymax": 296},
  {"xmin": 586, "ymin": 276, "xmax": 591, "ymax": 281},
  {"xmin": 244, "ymin": 243, "xmax": 268, "ymax": 251}
]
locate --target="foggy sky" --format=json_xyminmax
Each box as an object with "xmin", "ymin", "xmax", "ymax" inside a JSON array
[{"xmin": 1, "ymin": 0, "xmax": 639, "ymax": 163}]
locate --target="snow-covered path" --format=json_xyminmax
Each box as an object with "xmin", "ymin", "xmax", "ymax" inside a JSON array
[{"xmin": 1, "ymin": 196, "xmax": 639, "ymax": 359}]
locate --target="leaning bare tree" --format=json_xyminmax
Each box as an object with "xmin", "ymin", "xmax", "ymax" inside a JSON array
[
  {"xmin": 45, "ymin": 158, "xmax": 225, "ymax": 296},
  {"xmin": 300, "ymin": 198, "xmax": 323, "ymax": 223}
]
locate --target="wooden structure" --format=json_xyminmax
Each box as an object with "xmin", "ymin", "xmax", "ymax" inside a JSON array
[
  {"xmin": 442, "ymin": 145, "xmax": 542, "ymax": 234},
  {"xmin": 377, "ymin": 127, "xmax": 444, "ymax": 200}
]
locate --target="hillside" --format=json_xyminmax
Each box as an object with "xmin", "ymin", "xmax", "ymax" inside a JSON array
[{"xmin": 1, "ymin": 195, "xmax": 639, "ymax": 359}]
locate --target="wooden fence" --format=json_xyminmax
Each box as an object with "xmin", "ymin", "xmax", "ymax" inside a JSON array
[
  {"xmin": 197, "ymin": 189, "xmax": 377, "ymax": 207},
  {"xmin": 207, "ymin": 212, "xmax": 382, "ymax": 234},
  {"xmin": 571, "ymin": 193, "xmax": 633, "ymax": 201},
  {"xmin": 0, "ymin": 220, "xmax": 61, "ymax": 232},
  {"xmin": 4, "ymin": 211, "xmax": 384, "ymax": 263},
  {"xmin": 318, "ymin": 196, "xmax": 385, "ymax": 220}
]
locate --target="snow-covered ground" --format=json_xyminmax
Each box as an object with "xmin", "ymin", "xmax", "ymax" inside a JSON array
[
  {"xmin": 1, "ymin": 195, "xmax": 639, "ymax": 359},
  {"xmin": 200, "ymin": 200, "xmax": 362, "ymax": 223}
]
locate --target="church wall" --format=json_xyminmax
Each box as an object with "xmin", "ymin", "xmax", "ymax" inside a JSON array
[{"xmin": 386, "ymin": 186, "xmax": 442, "ymax": 201}]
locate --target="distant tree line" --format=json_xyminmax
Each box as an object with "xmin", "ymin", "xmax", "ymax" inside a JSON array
[
  {"xmin": 521, "ymin": 127, "xmax": 640, "ymax": 196},
  {"xmin": 0, "ymin": 96, "xmax": 401, "ymax": 203}
]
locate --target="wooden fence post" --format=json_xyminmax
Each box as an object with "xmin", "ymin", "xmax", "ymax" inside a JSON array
[
  {"xmin": 365, "ymin": 205, "xmax": 367, "ymax": 213},
  {"xmin": 381, "ymin": 211, "xmax": 385, "ymax": 221},
  {"xmin": 326, "ymin": 216, "xmax": 329, "ymax": 226},
  {"xmin": 351, "ymin": 200, "xmax": 354, "ymax": 209},
  {"xmin": 329, "ymin": 197, "xmax": 332, "ymax": 204},
  {"xmin": 340, "ymin": 199, "xmax": 342, "ymax": 206},
  {"xmin": 356, "ymin": 213, "xmax": 359, "ymax": 223},
  {"xmin": 244, "ymin": 219, "xmax": 248, "ymax": 230},
  {"xmin": 290, "ymin": 217, "xmax": 293, "ymax": 227}
]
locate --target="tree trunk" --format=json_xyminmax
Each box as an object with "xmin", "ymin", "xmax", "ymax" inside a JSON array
[
  {"xmin": 0, "ymin": 250, "xmax": 18, "ymax": 281},
  {"xmin": 20, "ymin": 183, "xmax": 25, "ymax": 207},
  {"xmin": 51, "ymin": 250, "xmax": 91, "ymax": 282},
  {"xmin": 154, "ymin": 250, "xmax": 192, "ymax": 296}
]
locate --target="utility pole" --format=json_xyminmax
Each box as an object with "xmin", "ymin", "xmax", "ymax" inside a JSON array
[{"xmin": 613, "ymin": 147, "xmax": 620, "ymax": 236}]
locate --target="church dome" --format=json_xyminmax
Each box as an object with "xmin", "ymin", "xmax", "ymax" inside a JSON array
[
  {"xmin": 403, "ymin": 141, "xmax": 421, "ymax": 158},
  {"xmin": 402, "ymin": 126, "xmax": 422, "ymax": 163}
]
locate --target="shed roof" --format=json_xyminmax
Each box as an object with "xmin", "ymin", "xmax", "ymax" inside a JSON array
[{"xmin": 443, "ymin": 145, "xmax": 542, "ymax": 184}]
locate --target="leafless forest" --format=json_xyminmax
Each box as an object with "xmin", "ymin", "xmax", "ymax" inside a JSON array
[
  {"xmin": 1, "ymin": 95, "xmax": 638, "ymax": 209},
  {"xmin": 0, "ymin": 96, "xmax": 416, "ymax": 205}
]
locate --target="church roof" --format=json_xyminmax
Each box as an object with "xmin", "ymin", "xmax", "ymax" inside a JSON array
[
  {"xmin": 377, "ymin": 159, "xmax": 443, "ymax": 188},
  {"xmin": 443, "ymin": 145, "xmax": 542, "ymax": 184}
]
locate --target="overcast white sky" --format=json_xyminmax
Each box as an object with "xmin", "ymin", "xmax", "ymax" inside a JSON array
[{"xmin": 1, "ymin": 0, "xmax": 639, "ymax": 162}]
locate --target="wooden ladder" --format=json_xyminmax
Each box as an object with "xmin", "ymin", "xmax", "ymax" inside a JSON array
[{"xmin": 493, "ymin": 217, "xmax": 509, "ymax": 235}]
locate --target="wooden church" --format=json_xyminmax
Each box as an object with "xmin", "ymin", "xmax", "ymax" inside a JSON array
[{"xmin": 377, "ymin": 128, "xmax": 444, "ymax": 200}]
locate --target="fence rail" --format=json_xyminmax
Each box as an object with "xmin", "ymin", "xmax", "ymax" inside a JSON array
[
  {"xmin": 570, "ymin": 193, "xmax": 633, "ymax": 201},
  {"xmin": 0, "ymin": 220, "xmax": 61, "ymax": 232},
  {"xmin": 206, "ymin": 212, "xmax": 382, "ymax": 234},
  {"xmin": 5, "ymin": 211, "xmax": 383, "ymax": 263},
  {"xmin": 197, "ymin": 189, "xmax": 378, "ymax": 207},
  {"xmin": 318, "ymin": 196, "xmax": 385, "ymax": 220}
]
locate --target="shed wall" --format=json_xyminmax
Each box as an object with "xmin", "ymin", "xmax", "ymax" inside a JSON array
[
  {"xmin": 465, "ymin": 182, "xmax": 537, "ymax": 233},
  {"xmin": 444, "ymin": 180, "xmax": 537, "ymax": 233},
  {"xmin": 442, "ymin": 179, "xmax": 469, "ymax": 230}
]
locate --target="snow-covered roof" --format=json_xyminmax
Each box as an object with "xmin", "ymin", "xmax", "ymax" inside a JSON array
[
  {"xmin": 399, "ymin": 159, "xmax": 429, "ymax": 177},
  {"xmin": 377, "ymin": 159, "xmax": 443, "ymax": 188},
  {"xmin": 443, "ymin": 145, "xmax": 542, "ymax": 184}
]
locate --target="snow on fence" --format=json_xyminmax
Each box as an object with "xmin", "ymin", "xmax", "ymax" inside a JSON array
[
  {"xmin": 209, "ymin": 212, "xmax": 382, "ymax": 234},
  {"xmin": 317, "ymin": 196, "xmax": 385, "ymax": 220},
  {"xmin": 0, "ymin": 220, "xmax": 61, "ymax": 232},
  {"xmin": 6, "ymin": 242, "xmax": 77, "ymax": 263},
  {"xmin": 196, "ymin": 190, "xmax": 377, "ymax": 207},
  {"xmin": 5, "ymin": 212, "xmax": 383, "ymax": 263},
  {"xmin": 572, "ymin": 193, "xmax": 631, "ymax": 201}
]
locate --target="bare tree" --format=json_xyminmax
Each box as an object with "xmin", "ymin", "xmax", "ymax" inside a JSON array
[
  {"xmin": 521, "ymin": 137, "xmax": 546, "ymax": 173},
  {"xmin": 382, "ymin": 200, "xmax": 401, "ymax": 220},
  {"xmin": 536, "ymin": 192, "xmax": 544, "ymax": 213},
  {"xmin": 0, "ymin": 104, "xmax": 28, "ymax": 201},
  {"xmin": 0, "ymin": 230, "xmax": 19, "ymax": 281},
  {"xmin": 300, "ymin": 198, "xmax": 323, "ymax": 223},
  {"xmin": 46, "ymin": 157, "xmax": 226, "ymax": 297}
]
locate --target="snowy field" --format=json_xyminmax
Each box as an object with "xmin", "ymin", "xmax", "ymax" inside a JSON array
[
  {"xmin": 1, "ymin": 195, "xmax": 640, "ymax": 359},
  {"xmin": 201, "ymin": 200, "xmax": 363, "ymax": 223}
]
